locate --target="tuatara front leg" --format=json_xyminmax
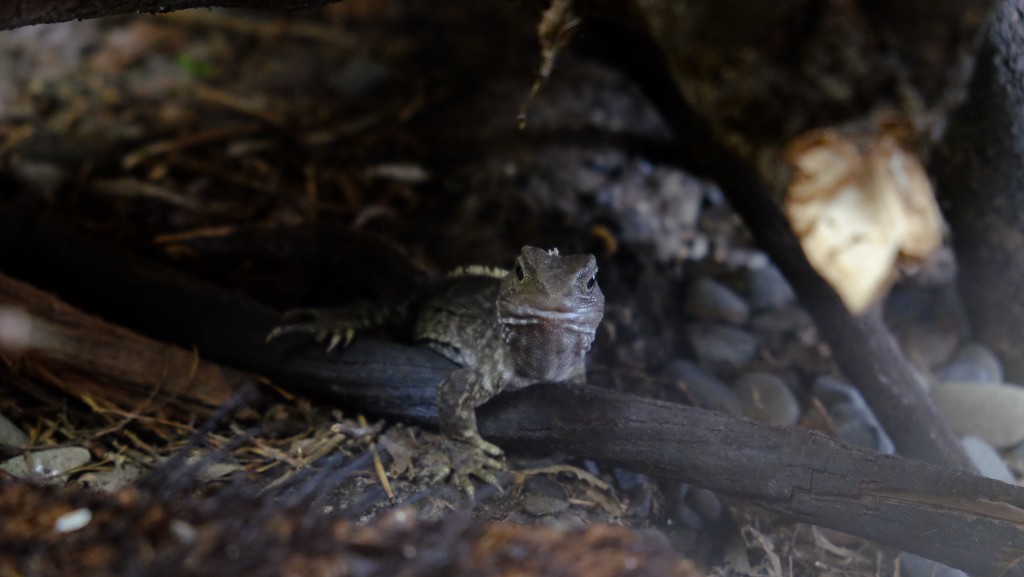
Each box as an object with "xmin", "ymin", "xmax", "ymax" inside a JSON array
[
  {"xmin": 266, "ymin": 301, "xmax": 410, "ymax": 352},
  {"xmin": 436, "ymin": 366, "xmax": 505, "ymax": 496}
]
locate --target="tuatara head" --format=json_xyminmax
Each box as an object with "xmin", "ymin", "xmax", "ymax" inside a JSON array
[{"xmin": 497, "ymin": 246, "xmax": 605, "ymax": 381}]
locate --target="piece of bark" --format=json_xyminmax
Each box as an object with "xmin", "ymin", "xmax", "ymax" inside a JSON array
[
  {"xmin": 0, "ymin": 0, "xmax": 343, "ymax": 30},
  {"xmin": 580, "ymin": 19, "xmax": 973, "ymax": 471},
  {"xmin": 932, "ymin": 0, "xmax": 1024, "ymax": 382},
  {"xmin": 0, "ymin": 271, "xmax": 250, "ymax": 420},
  {"xmin": 0, "ymin": 208, "xmax": 1020, "ymax": 575}
]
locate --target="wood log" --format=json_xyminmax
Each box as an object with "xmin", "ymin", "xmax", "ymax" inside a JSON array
[
  {"xmin": 932, "ymin": 0, "xmax": 1024, "ymax": 382},
  {"xmin": 0, "ymin": 272, "xmax": 249, "ymax": 420},
  {"xmin": 0, "ymin": 207, "xmax": 1021, "ymax": 575},
  {"xmin": 0, "ymin": 0, "xmax": 342, "ymax": 30}
]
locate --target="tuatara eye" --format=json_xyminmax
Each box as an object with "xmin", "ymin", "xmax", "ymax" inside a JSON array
[
  {"xmin": 586, "ymin": 274, "xmax": 597, "ymax": 292},
  {"xmin": 515, "ymin": 261, "xmax": 525, "ymax": 281}
]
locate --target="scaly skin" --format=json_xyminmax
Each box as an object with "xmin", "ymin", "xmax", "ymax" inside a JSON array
[{"xmin": 269, "ymin": 246, "xmax": 605, "ymax": 497}]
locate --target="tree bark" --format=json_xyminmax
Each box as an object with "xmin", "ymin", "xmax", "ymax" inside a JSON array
[
  {"xmin": 932, "ymin": 0, "xmax": 1024, "ymax": 382},
  {"xmin": 0, "ymin": 0, "xmax": 342, "ymax": 30},
  {"xmin": 0, "ymin": 273, "xmax": 248, "ymax": 419}
]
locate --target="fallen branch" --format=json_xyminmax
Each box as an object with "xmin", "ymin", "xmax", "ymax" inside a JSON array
[
  {"xmin": 932, "ymin": 0, "xmax": 1024, "ymax": 382},
  {"xmin": 0, "ymin": 0, "xmax": 343, "ymax": 30},
  {"xmin": 0, "ymin": 272, "xmax": 249, "ymax": 421},
  {"xmin": 0, "ymin": 208, "xmax": 1021, "ymax": 576}
]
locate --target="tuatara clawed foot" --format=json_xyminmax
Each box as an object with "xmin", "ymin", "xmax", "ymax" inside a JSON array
[
  {"xmin": 445, "ymin": 438, "xmax": 506, "ymax": 498},
  {"xmin": 423, "ymin": 436, "xmax": 505, "ymax": 499},
  {"xmin": 266, "ymin": 308, "xmax": 359, "ymax": 352}
]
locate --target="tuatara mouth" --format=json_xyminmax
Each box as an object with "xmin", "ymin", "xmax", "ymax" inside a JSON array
[{"xmin": 496, "ymin": 301, "xmax": 604, "ymax": 335}]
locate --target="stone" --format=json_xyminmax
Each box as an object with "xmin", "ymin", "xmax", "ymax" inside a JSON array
[
  {"xmin": 733, "ymin": 372, "xmax": 800, "ymax": 426},
  {"xmin": 902, "ymin": 322, "xmax": 959, "ymax": 370},
  {"xmin": 683, "ymin": 277, "xmax": 750, "ymax": 324},
  {"xmin": 962, "ymin": 436, "xmax": 1015, "ymax": 484},
  {"xmin": 749, "ymin": 306, "xmax": 812, "ymax": 335},
  {"xmin": 0, "ymin": 446, "xmax": 91, "ymax": 482},
  {"xmin": 1007, "ymin": 440, "xmax": 1024, "ymax": 476},
  {"xmin": 933, "ymin": 382, "xmax": 1024, "ymax": 449},
  {"xmin": 937, "ymin": 342, "xmax": 1003, "ymax": 384},
  {"xmin": 329, "ymin": 55, "xmax": 390, "ymax": 97},
  {"xmin": 898, "ymin": 553, "xmax": 967, "ymax": 577},
  {"xmin": 831, "ymin": 401, "xmax": 895, "ymax": 453},
  {"xmin": 0, "ymin": 412, "xmax": 29, "ymax": 447},
  {"xmin": 685, "ymin": 487, "xmax": 722, "ymax": 524},
  {"xmin": 662, "ymin": 359, "xmax": 742, "ymax": 415},
  {"xmin": 813, "ymin": 376, "xmax": 894, "ymax": 453},
  {"xmin": 521, "ymin": 495, "xmax": 570, "ymax": 516},
  {"xmin": 687, "ymin": 323, "xmax": 760, "ymax": 373},
  {"xmin": 746, "ymin": 261, "xmax": 795, "ymax": 311}
]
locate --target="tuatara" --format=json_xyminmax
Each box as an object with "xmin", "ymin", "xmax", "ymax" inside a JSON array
[{"xmin": 269, "ymin": 246, "xmax": 605, "ymax": 495}]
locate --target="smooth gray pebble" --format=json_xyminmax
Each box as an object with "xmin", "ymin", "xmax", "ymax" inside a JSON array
[
  {"xmin": 0, "ymin": 412, "xmax": 29, "ymax": 447},
  {"xmin": 662, "ymin": 359, "xmax": 742, "ymax": 414},
  {"xmin": 733, "ymin": 372, "xmax": 800, "ymax": 426},
  {"xmin": 749, "ymin": 306, "xmax": 812, "ymax": 335},
  {"xmin": 746, "ymin": 262, "xmax": 795, "ymax": 311},
  {"xmin": 831, "ymin": 402, "xmax": 895, "ymax": 454},
  {"xmin": 813, "ymin": 376, "xmax": 894, "ymax": 453},
  {"xmin": 962, "ymin": 436, "xmax": 1015, "ymax": 484},
  {"xmin": 521, "ymin": 495, "xmax": 570, "ymax": 517},
  {"xmin": 933, "ymin": 382, "xmax": 1024, "ymax": 449},
  {"xmin": 683, "ymin": 277, "xmax": 750, "ymax": 324},
  {"xmin": 685, "ymin": 487, "xmax": 722, "ymax": 524},
  {"xmin": 898, "ymin": 553, "xmax": 967, "ymax": 577},
  {"xmin": 687, "ymin": 323, "xmax": 760, "ymax": 373},
  {"xmin": 937, "ymin": 342, "xmax": 1003, "ymax": 384},
  {"xmin": 0, "ymin": 446, "xmax": 92, "ymax": 482},
  {"xmin": 902, "ymin": 323, "xmax": 960, "ymax": 370}
]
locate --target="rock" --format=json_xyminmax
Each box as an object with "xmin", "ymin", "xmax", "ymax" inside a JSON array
[
  {"xmin": 831, "ymin": 402, "xmax": 895, "ymax": 454},
  {"xmin": 76, "ymin": 463, "xmax": 143, "ymax": 492},
  {"xmin": 733, "ymin": 372, "xmax": 800, "ymax": 426},
  {"xmin": 662, "ymin": 359, "xmax": 742, "ymax": 414},
  {"xmin": 685, "ymin": 487, "xmax": 722, "ymax": 524},
  {"xmin": 812, "ymin": 375, "xmax": 854, "ymax": 405},
  {"xmin": 937, "ymin": 342, "xmax": 1003, "ymax": 384},
  {"xmin": 683, "ymin": 277, "xmax": 750, "ymax": 324},
  {"xmin": 1006, "ymin": 441, "xmax": 1024, "ymax": 476},
  {"xmin": 813, "ymin": 376, "xmax": 894, "ymax": 453},
  {"xmin": 687, "ymin": 323, "xmax": 760, "ymax": 373},
  {"xmin": 932, "ymin": 382, "xmax": 1024, "ymax": 448},
  {"xmin": 902, "ymin": 322, "xmax": 960, "ymax": 370},
  {"xmin": 521, "ymin": 495, "xmax": 570, "ymax": 516},
  {"xmin": 0, "ymin": 412, "xmax": 29, "ymax": 446},
  {"xmin": 329, "ymin": 54, "xmax": 390, "ymax": 97},
  {"xmin": 0, "ymin": 446, "xmax": 91, "ymax": 482},
  {"xmin": 898, "ymin": 553, "xmax": 967, "ymax": 577},
  {"xmin": 746, "ymin": 262, "xmax": 795, "ymax": 311},
  {"xmin": 749, "ymin": 306, "xmax": 812, "ymax": 335},
  {"xmin": 962, "ymin": 436, "xmax": 1015, "ymax": 483}
]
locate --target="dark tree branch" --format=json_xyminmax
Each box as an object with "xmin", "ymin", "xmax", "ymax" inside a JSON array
[
  {"xmin": 0, "ymin": 0, "xmax": 343, "ymax": 30},
  {"xmin": 932, "ymin": 0, "xmax": 1024, "ymax": 382},
  {"xmin": 0, "ymin": 273, "xmax": 249, "ymax": 417},
  {"xmin": 0, "ymin": 207, "xmax": 1021, "ymax": 576}
]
